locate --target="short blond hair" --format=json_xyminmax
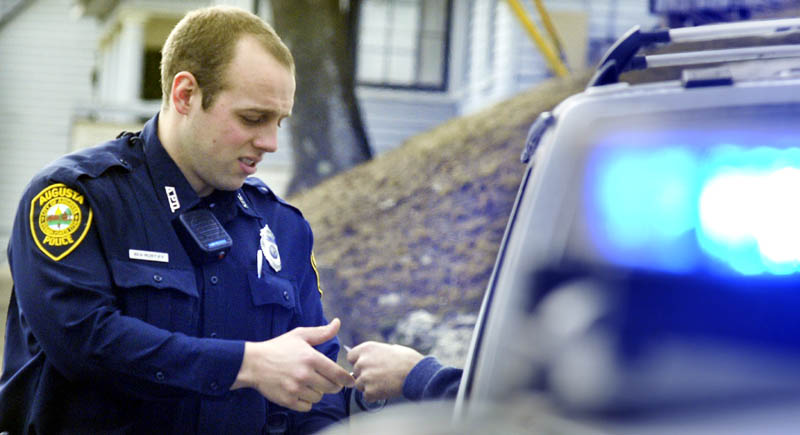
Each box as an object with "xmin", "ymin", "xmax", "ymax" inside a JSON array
[{"xmin": 160, "ymin": 5, "xmax": 294, "ymax": 109}]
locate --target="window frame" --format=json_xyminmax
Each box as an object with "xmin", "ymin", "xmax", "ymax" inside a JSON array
[{"xmin": 356, "ymin": 0, "xmax": 453, "ymax": 92}]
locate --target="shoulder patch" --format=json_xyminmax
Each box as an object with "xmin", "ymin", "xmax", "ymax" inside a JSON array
[{"xmin": 29, "ymin": 183, "xmax": 93, "ymax": 261}]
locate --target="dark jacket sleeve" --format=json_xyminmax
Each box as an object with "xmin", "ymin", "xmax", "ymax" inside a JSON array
[
  {"xmin": 9, "ymin": 179, "xmax": 244, "ymax": 400},
  {"xmin": 402, "ymin": 356, "xmax": 463, "ymax": 401}
]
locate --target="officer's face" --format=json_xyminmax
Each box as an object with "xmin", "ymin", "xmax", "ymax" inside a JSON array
[{"xmin": 182, "ymin": 35, "xmax": 295, "ymax": 197}]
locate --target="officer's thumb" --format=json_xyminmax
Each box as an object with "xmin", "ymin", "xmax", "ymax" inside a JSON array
[{"xmin": 298, "ymin": 318, "xmax": 341, "ymax": 347}]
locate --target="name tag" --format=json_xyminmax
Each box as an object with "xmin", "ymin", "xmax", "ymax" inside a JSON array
[{"xmin": 129, "ymin": 249, "xmax": 169, "ymax": 263}]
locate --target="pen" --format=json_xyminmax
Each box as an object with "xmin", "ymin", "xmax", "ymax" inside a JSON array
[{"xmin": 257, "ymin": 249, "xmax": 262, "ymax": 278}]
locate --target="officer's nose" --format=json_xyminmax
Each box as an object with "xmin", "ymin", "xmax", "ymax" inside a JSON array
[{"xmin": 253, "ymin": 124, "xmax": 278, "ymax": 153}]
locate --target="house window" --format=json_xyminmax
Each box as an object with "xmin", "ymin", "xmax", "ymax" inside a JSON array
[{"xmin": 357, "ymin": 0, "xmax": 451, "ymax": 90}]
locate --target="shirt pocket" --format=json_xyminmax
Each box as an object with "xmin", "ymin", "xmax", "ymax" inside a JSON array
[
  {"xmin": 109, "ymin": 259, "xmax": 199, "ymax": 333},
  {"xmin": 247, "ymin": 271, "xmax": 302, "ymax": 333}
]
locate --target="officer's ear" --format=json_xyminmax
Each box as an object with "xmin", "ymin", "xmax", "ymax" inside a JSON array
[{"xmin": 170, "ymin": 71, "xmax": 200, "ymax": 115}]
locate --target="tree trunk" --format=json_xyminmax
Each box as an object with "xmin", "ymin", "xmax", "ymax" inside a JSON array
[{"xmin": 271, "ymin": 0, "xmax": 372, "ymax": 195}]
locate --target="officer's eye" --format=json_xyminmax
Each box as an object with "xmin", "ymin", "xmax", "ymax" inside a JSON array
[{"xmin": 240, "ymin": 115, "xmax": 264, "ymax": 126}]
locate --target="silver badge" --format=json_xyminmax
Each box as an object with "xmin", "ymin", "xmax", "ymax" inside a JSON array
[{"xmin": 260, "ymin": 224, "xmax": 281, "ymax": 272}]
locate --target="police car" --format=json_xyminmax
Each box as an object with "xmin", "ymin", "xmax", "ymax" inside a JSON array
[
  {"xmin": 454, "ymin": 17, "xmax": 800, "ymax": 433},
  {"xmin": 329, "ymin": 18, "xmax": 800, "ymax": 434}
]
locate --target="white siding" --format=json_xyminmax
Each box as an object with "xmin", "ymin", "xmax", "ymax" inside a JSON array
[
  {"xmin": 496, "ymin": 1, "xmax": 525, "ymax": 99},
  {"xmin": 357, "ymin": 88, "xmax": 458, "ymax": 154},
  {"xmin": 0, "ymin": 0, "xmax": 98, "ymax": 252},
  {"xmin": 457, "ymin": 0, "xmax": 659, "ymax": 115},
  {"xmin": 460, "ymin": 0, "xmax": 495, "ymax": 113}
]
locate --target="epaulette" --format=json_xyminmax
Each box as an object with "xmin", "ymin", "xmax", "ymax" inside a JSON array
[
  {"xmin": 243, "ymin": 177, "xmax": 304, "ymax": 217},
  {"xmin": 41, "ymin": 132, "xmax": 143, "ymax": 185}
]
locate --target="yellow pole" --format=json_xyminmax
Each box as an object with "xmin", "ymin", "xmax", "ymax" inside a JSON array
[
  {"xmin": 533, "ymin": 0, "xmax": 566, "ymax": 59},
  {"xmin": 504, "ymin": 0, "xmax": 569, "ymax": 77}
]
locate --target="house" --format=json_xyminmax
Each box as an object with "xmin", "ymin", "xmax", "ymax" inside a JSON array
[{"xmin": 0, "ymin": 0, "xmax": 661, "ymax": 253}]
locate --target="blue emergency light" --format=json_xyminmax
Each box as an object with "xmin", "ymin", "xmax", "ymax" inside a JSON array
[{"xmin": 584, "ymin": 129, "xmax": 800, "ymax": 276}]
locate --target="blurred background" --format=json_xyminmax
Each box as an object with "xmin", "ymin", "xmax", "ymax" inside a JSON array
[{"xmin": 1, "ymin": 0, "xmax": 798, "ymax": 366}]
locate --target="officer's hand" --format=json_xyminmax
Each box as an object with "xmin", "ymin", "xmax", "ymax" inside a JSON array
[
  {"xmin": 347, "ymin": 341, "xmax": 424, "ymax": 402},
  {"xmin": 232, "ymin": 318, "xmax": 355, "ymax": 412}
]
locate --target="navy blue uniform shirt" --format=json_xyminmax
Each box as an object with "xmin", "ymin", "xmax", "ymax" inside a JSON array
[{"xmin": 0, "ymin": 115, "xmax": 346, "ymax": 434}]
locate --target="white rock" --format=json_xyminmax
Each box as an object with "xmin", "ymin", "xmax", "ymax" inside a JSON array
[{"xmin": 378, "ymin": 293, "xmax": 401, "ymax": 307}]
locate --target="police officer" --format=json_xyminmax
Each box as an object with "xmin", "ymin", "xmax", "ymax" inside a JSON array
[{"xmin": 0, "ymin": 6, "xmax": 354, "ymax": 433}]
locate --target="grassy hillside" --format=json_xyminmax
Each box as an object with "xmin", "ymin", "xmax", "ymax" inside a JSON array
[{"xmin": 291, "ymin": 72, "xmax": 592, "ymax": 346}]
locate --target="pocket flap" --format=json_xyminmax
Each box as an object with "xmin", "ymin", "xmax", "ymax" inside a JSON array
[
  {"xmin": 248, "ymin": 272, "xmax": 298, "ymax": 312},
  {"xmin": 109, "ymin": 259, "xmax": 198, "ymax": 298}
]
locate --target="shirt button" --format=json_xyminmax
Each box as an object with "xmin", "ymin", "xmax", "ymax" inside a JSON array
[
  {"xmin": 210, "ymin": 276, "xmax": 219, "ymax": 285},
  {"xmin": 155, "ymin": 371, "xmax": 166, "ymax": 381},
  {"xmin": 282, "ymin": 290, "xmax": 289, "ymax": 301},
  {"xmin": 209, "ymin": 381, "xmax": 220, "ymax": 391},
  {"xmin": 153, "ymin": 274, "xmax": 163, "ymax": 283}
]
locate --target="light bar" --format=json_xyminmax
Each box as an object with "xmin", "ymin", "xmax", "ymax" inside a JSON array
[{"xmin": 586, "ymin": 137, "xmax": 800, "ymax": 276}]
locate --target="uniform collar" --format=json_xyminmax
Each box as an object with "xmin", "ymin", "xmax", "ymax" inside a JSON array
[
  {"xmin": 196, "ymin": 189, "xmax": 259, "ymax": 224},
  {"xmin": 140, "ymin": 114, "xmax": 260, "ymax": 221},
  {"xmin": 235, "ymin": 189, "xmax": 260, "ymax": 219},
  {"xmin": 141, "ymin": 114, "xmax": 201, "ymax": 219}
]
